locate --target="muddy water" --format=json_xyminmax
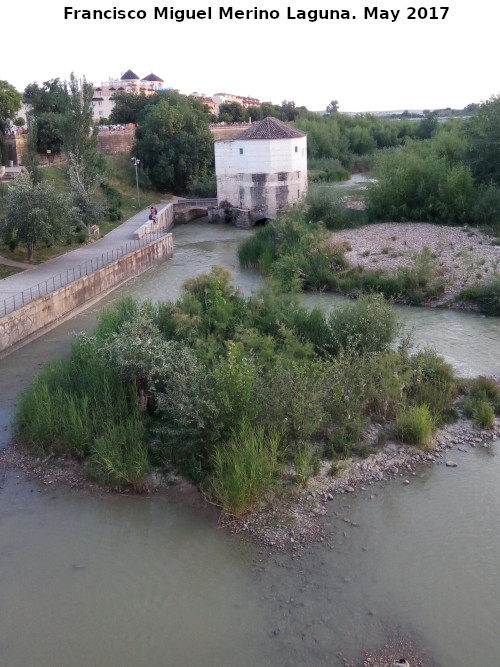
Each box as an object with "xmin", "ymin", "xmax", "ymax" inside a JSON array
[{"xmin": 1, "ymin": 222, "xmax": 500, "ymax": 666}]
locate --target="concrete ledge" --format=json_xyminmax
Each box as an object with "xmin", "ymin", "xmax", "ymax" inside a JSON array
[
  {"xmin": 133, "ymin": 202, "xmax": 175, "ymax": 239},
  {"xmin": 0, "ymin": 234, "xmax": 173, "ymax": 356}
]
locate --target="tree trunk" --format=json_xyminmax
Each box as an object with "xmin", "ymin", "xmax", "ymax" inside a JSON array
[{"xmin": 27, "ymin": 243, "xmax": 33, "ymax": 262}]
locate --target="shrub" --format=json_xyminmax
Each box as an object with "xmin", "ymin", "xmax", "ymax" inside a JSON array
[
  {"xmin": 188, "ymin": 173, "xmax": 217, "ymax": 198},
  {"xmin": 409, "ymin": 348, "xmax": 457, "ymax": 418},
  {"xmin": 475, "ymin": 279, "xmax": 500, "ymax": 316},
  {"xmin": 306, "ymin": 186, "xmax": 367, "ymax": 230},
  {"xmin": 395, "ymin": 404, "xmax": 434, "ymax": 449},
  {"xmin": 469, "ymin": 376, "xmax": 500, "ymax": 404},
  {"xmin": 366, "ymin": 143, "xmax": 476, "ymax": 224},
  {"xmin": 327, "ymin": 293, "xmax": 398, "ymax": 354}
]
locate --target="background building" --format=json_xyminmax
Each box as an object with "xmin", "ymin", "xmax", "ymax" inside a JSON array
[{"xmin": 91, "ymin": 69, "xmax": 164, "ymax": 122}]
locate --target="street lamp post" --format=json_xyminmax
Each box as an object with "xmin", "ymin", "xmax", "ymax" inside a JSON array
[{"xmin": 131, "ymin": 157, "xmax": 140, "ymax": 206}]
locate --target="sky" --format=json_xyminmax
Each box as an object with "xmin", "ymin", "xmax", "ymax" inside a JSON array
[{"xmin": 5, "ymin": 0, "xmax": 500, "ymax": 113}]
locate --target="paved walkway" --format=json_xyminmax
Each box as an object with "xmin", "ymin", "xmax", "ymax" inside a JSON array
[{"xmin": 0, "ymin": 204, "xmax": 162, "ymax": 314}]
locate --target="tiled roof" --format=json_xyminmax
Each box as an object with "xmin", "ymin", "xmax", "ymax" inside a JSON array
[
  {"xmin": 142, "ymin": 73, "xmax": 163, "ymax": 82},
  {"xmin": 121, "ymin": 69, "xmax": 140, "ymax": 80},
  {"xmin": 237, "ymin": 117, "xmax": 306, "ymax": 140}
]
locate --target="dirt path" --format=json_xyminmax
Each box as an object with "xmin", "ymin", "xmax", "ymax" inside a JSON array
[{"xmin": 0, "ymin": 254, "xmax": 34, "ymax": 270}]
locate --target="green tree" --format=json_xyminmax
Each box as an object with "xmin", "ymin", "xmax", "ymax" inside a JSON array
[
  {"xmin": 2, "ymin": 172, "xmax": 73, "ymax": 260},
  {"xmin": 464, "ymin": 94, "xmax": 500, "ymax": 186},
  {"xmin": 24, "ymin": 79, "xmax": 69, "ymax": 114},
  {"xmin": 133, "ymin": 92, "xmax": 214, "ymax": 193},
  {"xmin": 60, "ymin": 74, "xmax": 104, "ymax": 235},
  {"xmin": 0, "ymin": 80, "xmax": 23, "ymax": 163},
  {"xmin": 23, "ymin": 115, "xmax": 43, "ymax": 184},
  {"xmin": 109, "ymin": 91, "xmax": 150, "ymax": 124},
  {"xmin": 280, "ymin": 99, "xmax": 307, "ymax": 121},
  {"xmin": 23, "ymin": 79, "xmax": 69, "ymax": 156},
  {"xmin": 326, "ymin": 99, "xmax": 339, "ymax": 114},
  {"xmin": 218, "ymin": 101, "xmax": 246, "ymax": 123}
]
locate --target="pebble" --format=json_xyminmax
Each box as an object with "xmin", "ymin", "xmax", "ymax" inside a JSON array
[{"xmin": 446, "ymin": 461, "xmax": 458, "ymax": 467}]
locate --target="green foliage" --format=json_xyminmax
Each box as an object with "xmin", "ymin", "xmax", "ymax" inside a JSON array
[
  {"xmin": 395, "ymin": 404, "xmax": 434, "ymax": 449},
  {"xmin": 133, "ymin": 92, "xmax": 214, "ymax": 194},
  {"xmin": 101, "ymin": 182, "xmax": 123, "ymax": 220},
  {"xmin": 255, "ymin": 359, "xmax": 327, "ymax": 448},
  {"xmin": 408, "ymin": 348, "xmax": 457, "ymax": 421},
  {"xmin": 306, "ymin": 185, "xmax": 367, "ymax": 229},
  {"xmin": 109, "ymin": 91, "xmax": 150, "ymax": 124},
  {"xmin": 464, "ymin": 376, "xmax": 500, "ymax": 426},
  {"xmin": 461, "ymin": 278, "xmax": 500, "ymax": 316},
  {"xmin": 212, "ymin": 342, "xmax": 257, "ymax": 435},
  {"xmin": 469, "ymin": 376, "xmax": 500, "ymax": 404},
  {"xmin": 470, "ymin": 184, "xmax": 500, "ymax": 230},
  {"xmin": 15, "ymin": 335, "xmax": 139, "ymax": 463},
  {"xmin": 0, "ymin": 80, "xmax": 23, "ymax": 123},
  {"xmin": 23, "ymin": 79, "xmax": 70, "ymax": 156},
  {"xmin": 2, "ymin": 172, "xmax": 73, "ymax": 260},
  {"xmin": 218, "ymin": 101, "xmax": 246, "ymax": 123},
  {"xmin": 187, "ymin": 173, "xmax": 216, "ymax": 198},
  {"xmin": 470, "ymin": 399, "xmax": 495, "ymax": 428},
  {"xmin": 294, "ymin": 442, "xmax": 321, "ymax": 486},
  {"xmin": 327, "ymin": 293, "xmax": 397, "ymax": 354},
  {"xmin": 464, "ymin": 94, "xmax": 500, "ymax": 186},
  {"xmin": 308, "ymin": 158, "xmax": 350, "ymax": 183},
  {"xmin": 238, "ymin": 207, "xmax": 347, "ymax": 291},
  {"xmin": 60, "ymin": 74, "xmax": 105, "ymax": 231},
  {"xmin": 90, "ymin": 417, "xmax": 149, "ymax": 490},
  {"xmin": 209, "ymin": 421, "xmax": 282, "ymax": 517},
  {"xmin": 474, "ymin": 279, "xmax": 500, "ymax": 316},
  {"xmin": 367, "ymin": 142, "xmax": 476, "ymax": 224},
  {"xmin": 295, "ymin": 112, "xmax": 415, "ymax": 168},
  {"xmin": 14, "ymin": 268, "xmax": 462, "ymax": 500}
]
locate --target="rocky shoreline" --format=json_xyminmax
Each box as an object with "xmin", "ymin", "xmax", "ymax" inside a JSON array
[
  {"xmin": 1, "ymin": 413, "xmax": 498, "ymax": 553},
  {"xmin": 234, "ymin": 414, "xmax": 500, "ymax": 552}
]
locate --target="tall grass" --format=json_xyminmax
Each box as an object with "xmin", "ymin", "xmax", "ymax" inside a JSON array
[
  {"xmin": 395, "ymin": 404, "xmax": 434, "ymax": 449},
  {"xmin": 90, "ymin": 417, "xmax": 149, "ymax": 490},
  {"xmin": 209, "ymin": 421, "xmax": 283, "ymax": 517},
  {"xmin": 15, "ymin": 334, "xmax": 146, "ymax": 487}
]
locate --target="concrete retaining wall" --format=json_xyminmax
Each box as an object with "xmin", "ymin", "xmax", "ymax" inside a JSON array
[
  {"xmin": 0, "ymin": 234, "xmax": 173, "ymax": 355},
  {"xmin": 133, "ymin": 202, "xmax": 175, "ymax": 238}
]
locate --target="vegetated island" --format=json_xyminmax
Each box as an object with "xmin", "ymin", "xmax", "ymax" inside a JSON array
[{"xmin": 2, "ymin": 267, "xmax": 499, "ymax": 552}]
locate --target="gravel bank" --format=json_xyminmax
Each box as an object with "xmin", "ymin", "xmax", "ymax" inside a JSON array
[{"xmin": 330, "ymin": 222, "xmax": 500, "ymax": 307}]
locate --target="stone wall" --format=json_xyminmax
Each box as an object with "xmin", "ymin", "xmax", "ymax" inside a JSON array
[
  {"xmin": 0, "ymin": 234, "xmax": 173, "ymax": 356},
  {"xmin": 5, "ymin": 134, "xmax": 27, "ymax": 166},
  {"xmin": 98, "ymin": 129, "xmax": 135, "ymax": 154}
]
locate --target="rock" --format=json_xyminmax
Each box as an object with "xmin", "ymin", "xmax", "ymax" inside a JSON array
[
  {"xmin": 404, "ymin": 479, "xmax": 410, "ymax": 485},
  {"xmin": 446, "ymin": 460, "xmax": 458, "ymax": 467}
]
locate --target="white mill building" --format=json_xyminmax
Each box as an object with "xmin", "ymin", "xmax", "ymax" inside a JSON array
[{"xmin": 213, "ymin": 117, "xmax": 307, "ymax": 228}]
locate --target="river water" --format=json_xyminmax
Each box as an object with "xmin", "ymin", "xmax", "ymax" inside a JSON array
[{"xmin": 1, "ymin": 222, "xmax": 499, "ymax": 666}]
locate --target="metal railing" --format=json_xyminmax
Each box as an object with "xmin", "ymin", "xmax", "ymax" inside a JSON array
[{"xmin": 1, "ymin": 228, "xmax": 170, "ymax": 317}]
